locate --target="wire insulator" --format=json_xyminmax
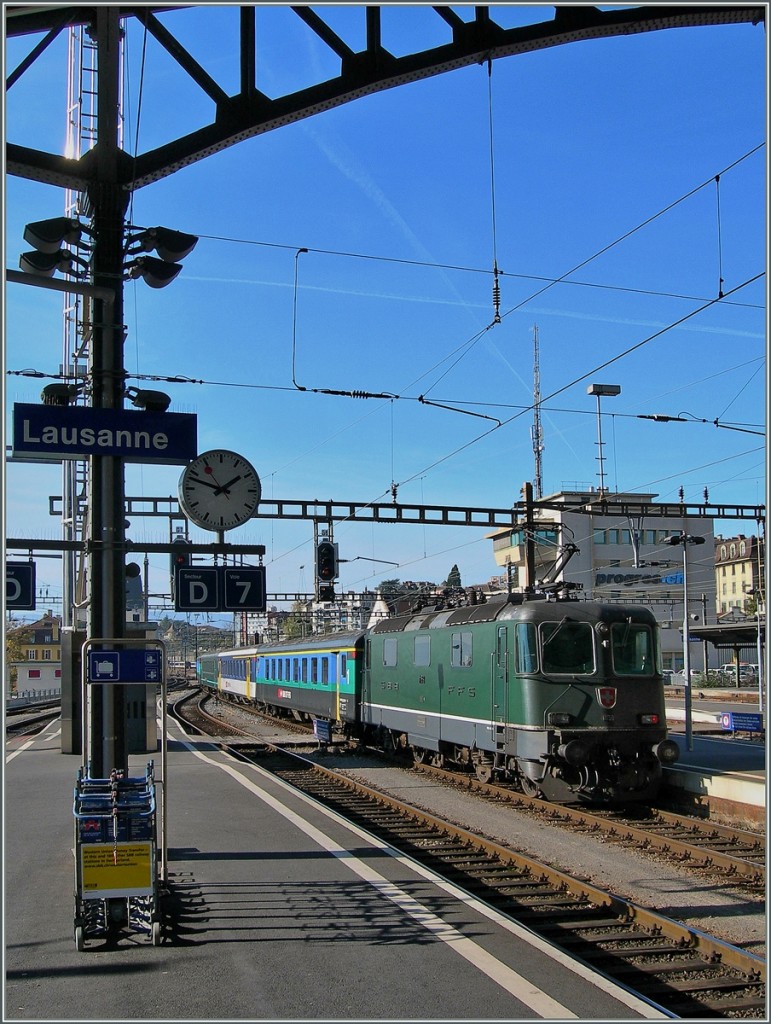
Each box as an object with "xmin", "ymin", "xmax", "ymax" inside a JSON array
[{"xmin": 492, "ymin": 278, "xmax": 501, "ymax": 324}]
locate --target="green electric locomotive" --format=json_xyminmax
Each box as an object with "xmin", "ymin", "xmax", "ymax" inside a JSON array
[{"xmin": 361, "ymin": 595, "xmax": 679, "ymax": 802}]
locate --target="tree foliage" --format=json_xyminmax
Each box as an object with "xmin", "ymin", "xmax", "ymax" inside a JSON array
[{"xmin": 445, "ymin": 564, "xmax": 462, "ymax": 589}]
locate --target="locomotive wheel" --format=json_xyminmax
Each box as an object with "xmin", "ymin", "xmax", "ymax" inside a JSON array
[
  {"xmin": 520, "ymin": 776, "xmax": 543, "ymax": 798},
  {"xmin": 430, "ymin": 752, "xmax": 445, "ymax": 768},
  {"xmin": 474, "ymin": 762, "xmax": 493, "ymax": 784},
  {"xmin": 412, "ymin": 747, "xmax": 429, "ymax": 764}
]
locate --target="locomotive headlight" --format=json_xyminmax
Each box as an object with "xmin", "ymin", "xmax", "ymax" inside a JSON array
[
  {"xmin": 548, "ymin": 712, "xmax": 572, "ymax": 726},
  {"xmin": 558, "ymin": 739, "xmax": 590, "ymax": 766},
  {"xmin": 653, "ymin": 739, "xmax": 680, "ymax": 764}
]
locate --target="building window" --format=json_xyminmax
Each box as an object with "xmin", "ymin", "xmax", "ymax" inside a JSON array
[
  {"xmin": 43, "ymin": 649, "xmax": 51, "ymax": 660},
  {"xmin": 28, "ymin": 669, "xmax": 41, "ymax": 678},
  {"xmin": 730, "ymin": 543, "xmax": 736, "ymax": 558},
  {"xmin": 721, "ymin": 545, "xmax": 727, "ymax": 560},
  {"xmin": 593, "ymin": 529, "xmax": 606, "ymax": 544},
  {"xmin": 740, "ymin": 541, "xmax": 747, "ymax": 556},
  {"xmin": 27, "ymin": 650, "xmax": 37, "ymax": 660}
]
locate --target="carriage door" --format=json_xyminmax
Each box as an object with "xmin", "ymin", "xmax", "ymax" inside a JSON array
[{"xmin": 492, "ymin": 626, "xmax": 508, "ymax": 725}]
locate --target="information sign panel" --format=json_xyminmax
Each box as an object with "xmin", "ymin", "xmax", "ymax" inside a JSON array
[
  {"xmin": 6, "ymin": 562, "xmax": 36, "ymax": 609},
  {"xmin": 80, "ymin": 841, "xmax": 154, "ymax": 897},
  {"xmin": 87, "ymin": 648, "xmax": 162, "ymax": 684},
  {"xmin": 721, "ymin": 711, "xmax": 764, "ymax": 732},
  {"xmin": 174, "ymin": 568, "xmax": 220, "ymax": 611},
  {"xmin": 12, "ymin": 402, "xmax": 196, "ymax": 464},
  {"xmin": 223, "ymin": 567, "xmax": 266, "ymax": 611}
]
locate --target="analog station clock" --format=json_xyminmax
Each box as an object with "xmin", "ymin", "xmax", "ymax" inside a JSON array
[{"xmin": 178, "ymin": 449, "xmax": 261, "ymax": 531}]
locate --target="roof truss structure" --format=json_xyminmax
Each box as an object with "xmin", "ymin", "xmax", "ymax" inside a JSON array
[{"xmin": 6, "ymin": 4, "xmax": 765, "ymax": 191}]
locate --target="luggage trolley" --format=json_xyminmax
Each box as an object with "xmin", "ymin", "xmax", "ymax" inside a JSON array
[
  {"xmin": 74, "ymin": 637, "xmax": 168, "ymax": 950},
  {"xmin": 73, "ymin": 763, "xmax": 161, "ymax": 948}
]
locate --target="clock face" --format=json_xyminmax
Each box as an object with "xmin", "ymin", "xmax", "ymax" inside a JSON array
[{"xmin": 178, "ymin": 449, "xmax": 261, "ymax": 531}]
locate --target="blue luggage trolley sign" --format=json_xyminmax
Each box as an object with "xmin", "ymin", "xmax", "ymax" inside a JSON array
[{"xmin": 87, "ymin": 648, "xmax": 162, "ymax": 684}]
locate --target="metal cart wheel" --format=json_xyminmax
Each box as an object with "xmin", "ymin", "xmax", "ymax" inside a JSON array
[{"xmin": 74, "ymin": 925, "xmax": 85, "ymax": 951}]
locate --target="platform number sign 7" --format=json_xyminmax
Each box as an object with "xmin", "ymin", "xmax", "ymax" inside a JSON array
[{"xmin": 223, "ymin": 567, "xmax": 266, "ymax": 612}]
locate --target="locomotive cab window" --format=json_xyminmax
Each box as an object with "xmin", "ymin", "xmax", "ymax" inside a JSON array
[
  {"xmin": 451, "ymin": 631, "xmax": 472, "ymax": 668},
  {"xmin": 515, "ymin": 622, "xmax": 538, "ymax": 673},
  {"xmin": 541, "ymin": 621, "xmax": 595, "ymax": 674},
  {"xmin": 610, "ymin": 622, "xmax": 655, "ymax": 676}
]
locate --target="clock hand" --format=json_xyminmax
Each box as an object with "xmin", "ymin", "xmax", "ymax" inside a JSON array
[
  {"xmin": 189, "ymin": 476, "xmax": 221, "ymax": 491},
  {"xmin": 213, "ymin": 474, "xmax": 242, "ymax": 497}
]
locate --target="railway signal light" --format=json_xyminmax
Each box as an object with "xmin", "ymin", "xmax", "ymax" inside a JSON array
[
  {"xmin": 170, "ymin": 537, "xmax": 192, "ymax": 598},
  {"xmin": 318, "ymin": 584, "xmax": 335, "ymax": 603},
  {"xmin": 316, "ymin": 541, "xmax": 338, "ymax": 582}
]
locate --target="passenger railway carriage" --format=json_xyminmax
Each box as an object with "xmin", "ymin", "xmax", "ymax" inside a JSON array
[
  {"xmin": 197, "ymin": 594, "xmax": 679, "ymax": 803},
  {"xmin": 198, "ymin": 631, "xmax": 365, "ymax": 730}
]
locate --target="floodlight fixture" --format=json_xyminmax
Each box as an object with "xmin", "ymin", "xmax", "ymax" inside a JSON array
[
  {"xmin": 41, "ymin": 382, "xmax": 84, "ymax": 406},
  {"xmin": 587, "ymin": 382, "xmax": 621, "ymax": 494},
  {"xmin": 587, "ymin": 383, "xmax": 622, "ymax": 397},
  {"xmin": 125, "ymin": 255, "xmax": 183, "ymax": 289},
  {"xmin": 126, "ymin": 226, "xmax": 199, "ymax": 262},
  {"xmin": 125, "ymin": 386, "xmax": 172, "ymax": 412},
  {"xmin": 23, "ymin": 216, "xmax": 84, "ymax": 254},
  {"xmin": 19, "ymin": 249, "xmax": 89, "ymax": 278}
]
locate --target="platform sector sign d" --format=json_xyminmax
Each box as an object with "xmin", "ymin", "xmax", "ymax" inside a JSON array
[
  {"xmin": 174, "ymin": 568, "xmax": 220, "ymax": 612},
  {"xmin": 6, "ymin": 562, "xmax": 36, "ymax": 609}
]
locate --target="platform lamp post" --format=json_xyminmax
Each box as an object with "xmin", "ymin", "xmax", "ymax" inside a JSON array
[
  {"xmin": 662, "ymin": 532, "xmax": 705, "ymax": 751},
  {"xmin": 587, "ymin": 384, "xmax": 621, "ymax": 496}
]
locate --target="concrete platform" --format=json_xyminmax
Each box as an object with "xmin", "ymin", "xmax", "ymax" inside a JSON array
[
  {"xmin": 662, "ymin": 730, "xmax": 765, "ymax": 824},
  {"xmin": 5, "ymin": 716, "xmax": 667, "ymax": 1022}
]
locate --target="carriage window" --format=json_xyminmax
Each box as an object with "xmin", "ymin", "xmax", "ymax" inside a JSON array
[
  {"xmin": 322, "ymin": 658, "xmax": 329, "ymax": 685},
  {"xmin": 277, "ymin": 659, "xmax": 283, "ymax": 681},
  {"xmin": 383, "ymin": 638, "xmax": 398, "ymax": 667},
  {"xmin": 541, "ymin": 621, "xmax": 595, "ymax": 674},
  {"xmin": 515, "ymin": 622, "xmax": 538, "ymax": 673},
  {"xmin": 311, "ymin": 658, "xmax": 318, "ymax": 684},
  {"xmin": 451, "ymin": 631, "xmax": 472, "ymax": 668},
  {"xmin": 341, "ymin": 653, "xmax": 348, "ymax": 679},
  {"xmin": 414, "ymin": 635, "xmax": 430, "ymax": 667},
  {"xmin": 292, "ymin": 658, "xmax": 299, "ymax": 682},
  {"xmin": 610, "ymin": 622, "xmax": 655, "ymax": 676},
  {"xmin": 302, "ymin": 658, "xmax": 308, "ymax": 683}
]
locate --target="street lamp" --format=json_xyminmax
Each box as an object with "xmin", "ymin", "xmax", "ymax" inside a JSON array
[
  {"xmin": 662, "ymin": 532, "xmax": 705, "ymax": 751},
  {"xmin": 587, "ymin": 383, "xmax": 621, "ymax": 495}
]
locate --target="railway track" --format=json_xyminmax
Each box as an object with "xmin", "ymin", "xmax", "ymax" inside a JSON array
[
  {"xmin": 408, "ymin": 760, "xmax": 766, "ymax": 891},
  {"xmin": 6, "ymin": 705, "xmax": 61, "ymax": 739},
  {"xmin": 189, "ymin": 690, "xmax": 766, "ymax": 892},
  {"xmin": 173, "ymin": 693, "xmax": 766, "ymax": 1018}
]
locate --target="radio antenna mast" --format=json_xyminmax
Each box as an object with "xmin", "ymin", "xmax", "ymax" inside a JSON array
[{"xmin": 530, "ymin": 324, "xmax": 544, "ymax": 499}]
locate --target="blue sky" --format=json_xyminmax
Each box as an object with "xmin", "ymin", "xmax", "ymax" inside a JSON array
[{"xmin": 4, "ymin": 6, "xmax": 767, "ymax": 620}]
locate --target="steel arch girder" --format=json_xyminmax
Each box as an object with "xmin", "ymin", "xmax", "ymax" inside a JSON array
[{"xmin": 6, "ymin": 5, "xmax": 765, "ymax": 191}]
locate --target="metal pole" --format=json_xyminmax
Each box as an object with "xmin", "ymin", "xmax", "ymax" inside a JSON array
[
  {"xmin": 682, "ymin": 541, "xmax": 693, "ymax": 751},
  {"xmin": 88, "ymin": 7, "xmax": 129, "ymax": 777},
  {"xmin": 595, "ymin": 395, "xmax": 606, "ymax": 494}
]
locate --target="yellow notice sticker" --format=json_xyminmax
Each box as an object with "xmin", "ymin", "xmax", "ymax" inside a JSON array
[{"xmin": 81, "ymin": 842, "xmax": 153, "ymax": 892}]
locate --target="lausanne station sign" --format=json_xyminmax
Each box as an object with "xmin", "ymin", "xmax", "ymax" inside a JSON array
[{"xmin": 12, "ymin": 403, "xmax": 196, "ymax": 464}]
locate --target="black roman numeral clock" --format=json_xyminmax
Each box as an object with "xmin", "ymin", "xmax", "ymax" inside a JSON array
[{"xmin": 178, "ymin": 449, "xmax": 261, "ymax": 531}]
